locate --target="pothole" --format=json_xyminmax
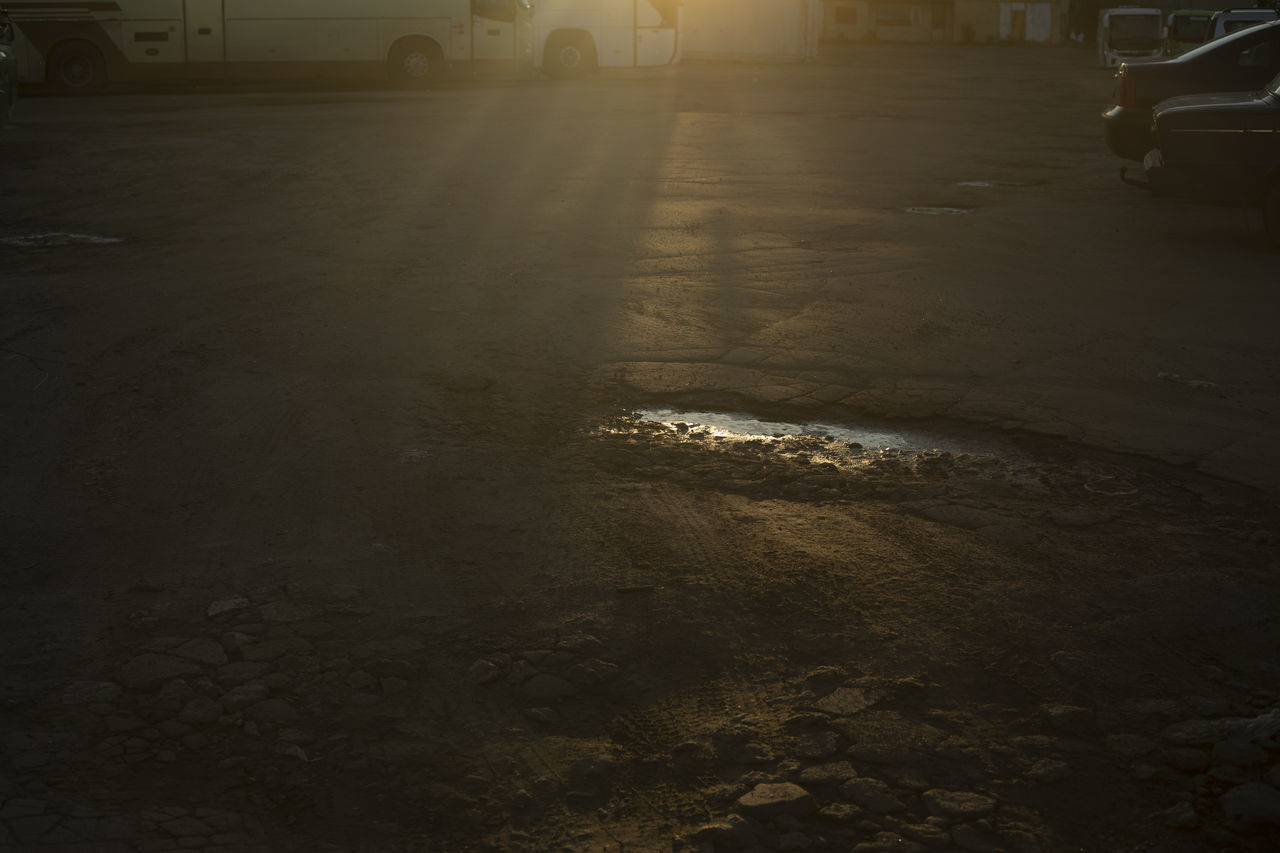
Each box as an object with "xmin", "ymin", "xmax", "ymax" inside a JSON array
[
  {"xmin": 0, "ymin": 232, "xmax": 125, "ymax": 247},
  {"xmin": 634, "ymin": 407, "xmax": 975, "ymax": 454},
  {"xmin": 906, "ymin": 207, "xmax": 970, "ymax": 216}
]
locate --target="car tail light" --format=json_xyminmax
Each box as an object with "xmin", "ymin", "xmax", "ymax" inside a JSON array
[{"xmin": 1115, "ymin": 70, "xmax": 1136, "ymax": 108}]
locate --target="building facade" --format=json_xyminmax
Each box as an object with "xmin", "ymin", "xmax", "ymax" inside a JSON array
[{"xmin": 823, "ymin": 0, "xmax": 1069, "ymax": 44}]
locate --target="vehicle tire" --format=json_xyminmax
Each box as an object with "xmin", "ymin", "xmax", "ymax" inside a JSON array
[
  {"xmin": 1264, "ymin": 179, "xmax": 1280, "ymax": 251},
  {"xmin": 388, "ymin": 38, "xmax": 443, "ymax": 87},
  {"xmin": 47, "ymin": 42, "xmax": 107, "ymax": 95},
  {"xmin": 543, "ymin": 33, "xmax": 594, "ymax": 79}
]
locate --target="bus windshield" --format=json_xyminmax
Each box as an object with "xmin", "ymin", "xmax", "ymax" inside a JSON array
[
  {"xmin": 1109, "ymin": 14, "xmax": 1162, "ymax": 49},
  {"xmin": 1168, "ymin": 15, "xmax": 1210, "ymax": 43}
]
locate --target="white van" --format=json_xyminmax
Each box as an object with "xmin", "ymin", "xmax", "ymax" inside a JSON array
[{"xmin": 1205, "ymin": 8, "xmax": 1280, "ymax": 41}]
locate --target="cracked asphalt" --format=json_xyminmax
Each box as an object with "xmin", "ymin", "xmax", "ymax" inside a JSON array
[{"xmin": 2, "ymin": 43, "xmax": 1279, "ymax": 852}]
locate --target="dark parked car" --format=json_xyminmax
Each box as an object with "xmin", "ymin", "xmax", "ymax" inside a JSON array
[
  {"xmin": 0, "ymin": 8, "xmax": 16, "ymax": 127},
  {"xmin": 1125, "ymin": 71, "xmax": 1280, "ymax": 246},
  {"xmin": 1104, "ymin": 19, "xmax": 1280, "ymax": 162}
]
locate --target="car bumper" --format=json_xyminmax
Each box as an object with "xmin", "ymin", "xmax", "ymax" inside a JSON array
[
  {"xmin": 1127, "ymin": 148, "xmax": 1258, "ymax": 205},
  {"xmin": 1102, "ymin": 106, "xmax": 1153, "ymax": 162}
]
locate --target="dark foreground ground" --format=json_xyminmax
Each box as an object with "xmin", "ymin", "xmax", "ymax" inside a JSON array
[{"xmin": 2, "ymin": 44, "xmax": 1280, "ymax": 852}]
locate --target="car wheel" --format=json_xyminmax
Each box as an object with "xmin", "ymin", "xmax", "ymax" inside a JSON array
[
  {"xmin": 544, "ymin": 34, "xmax": 593, "ymax": 79},
  {"xmin": 388, "ymin": 39, "xmax": 443, "ymax": 87},
  {"xmin": 1264, "ymin": 180, "xmax": 1280, "ymax": 251},
  {"xmin": 48, "ymin": 42, "xmax": 107, "ymax": 95}
]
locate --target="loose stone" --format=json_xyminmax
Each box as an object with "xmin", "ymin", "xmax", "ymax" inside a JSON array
[
  {"xmin": 816, "ymin": 803, "xmax": 860, "ymax": 823},
  {"xmin": 120, "ymin": 654, "xmax": 201, "ymax": 692},
  {"xmin": 61, "ymin": 681, "xmax": 124, "ymax": 705},
  {"xmin": 1220, "ymin": 783, "xmax": 1280, "ymax": 825},
  {"xmin": 1211, "ymin": 738, "xmax": 1269, "ymax": 768},
  {"xmin": 950, "ymin": 823, "xmax": 999, "ymax": 853},
  {"xmin": 207, "ymin": 597, "xmax": 251, "ymax": 618},
  {"xmin": 798, "ymin": 760, "xmax": 856, "ymax": 787},
  {"xmin": 245, "ymin": 698, "xmax": 299, "ymax": 724},
  {"xmin": 853, "ymin": 831, "xmax": 926, "ymax": 853},
  {"xmin": 1157, "ymin": 801, "xmax": 1199, "ymax": 828},
  {"xmin": 921, "ymin": 790, "xmax": 996, "ymax": 820},
  {"xmin": 898, "ymin": 822, "xmax": 951, "ymax": 849},
  {"xmin": 736, "ymin": 782, "xmax": 817, "ymax": 819},
  {"xmin": 259, "ymin": 600, "xmax": 324, "ymax": 623},
  {"xmin": 240, "ymin": 636, "xmax": 313, "ymax": 662},
  {"xmin": 565, "ymin": 659, "xmax": 621, "ymax": 685},
  {"xmin": 840, "ymin": 778, "xmax": 906, "ymax": 814},
  {"xmin": 1039, "ymin": 704, "xmax": 1096, "ymax": 736},
  {"xmin": 813, "ymin": 686, "xmax": 878, "ymax": 716},
  {"xmin": 216, "ymin": 662, "xmax": 272, "ymax": 685},
  {"xmin": 178, "ymin": 696, "xmax": 223, "ymax": 726},
  {"xmin": 1026, "ymin": 759, "xmax": 1071, "ymax": 784},
  {"xmin": 1163, "ymin": 747, "xmax": 1210, "ymax": 772},
  {"xmin": 172, "ymin": 639, "xmax": 228, "ymax": 666},
  {"xmin": 524, "ymin": 707, "xmax": 560, "ymax": 724},
  {"xmin": 468, "ymin": 659, "xmax": 503, "ymax": 685},
  {"xmin": 221, "ymin": 682, "xmax": 270, "ymax": 711},
  {"xmin": 690, "ymin": 813, "xmax": 758, "ymax": 848}
]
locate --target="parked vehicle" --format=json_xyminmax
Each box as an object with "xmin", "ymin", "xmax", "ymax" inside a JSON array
[
  {"xmin": 7, "ymin": 0, "xmax": 535, "ymax": 94},
  {"xmin": 1204, "ymin": 8, "xmax": 1279, "ymax": 42},
  {"xmin": 1123, "ymin": 71, "xmax": 1280, "ymax": 247},
  {"xmin": 0, "ymin": 8, "xmax": 15, "ymax": 126},
  {"xmin": 1164, "ymin": 9, "xmax": 1213, "ymax": 57},
  {"xmin": 1098, "ymin": 7, "xmax": 1164, "ymax": 69},
  {"xmin": 1103, "ymin": 20, "xmax": 1280, "ymax": 162},
  {"xmin": 534, "ymin": 0, "xmax": 681, "ymax": 79}
]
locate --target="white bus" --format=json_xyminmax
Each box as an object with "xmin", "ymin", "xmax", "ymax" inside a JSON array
[
  {"xmin": 1096, "ymin": 7, "xmax": 1163, "ymax": 69},
  {"xmin": 534, "ymin": 0, "xmax": 679, "ymax": 78},
  {"xmin": 9, "ymin": 0, "xmax": 535, "ymax": 93}
]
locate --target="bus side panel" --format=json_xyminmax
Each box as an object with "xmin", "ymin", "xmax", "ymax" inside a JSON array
[
  {"xmin": 319, "ymin": 19, "xmax": 379, "ymax": 62},
  {"xmin": 597, "ymin": 0, "xmax": 633, "ymax": 66},
  {"xmin": 119, "ymin": 19, "xmax": 185, "ymax": 64},
  {"xmin": 225, "ymin": 19, "xmax": 318, "ymax": 63}
]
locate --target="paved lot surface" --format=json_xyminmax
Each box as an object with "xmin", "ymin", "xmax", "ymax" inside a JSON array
[{"xmin": 2, "ymin": 45, "xmax": 1279, "ymax": 852}]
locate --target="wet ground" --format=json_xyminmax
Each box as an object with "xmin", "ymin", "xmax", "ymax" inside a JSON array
[{"xmin": 3, "ymin": 43, "xmax": 1280, "ymax": 852}]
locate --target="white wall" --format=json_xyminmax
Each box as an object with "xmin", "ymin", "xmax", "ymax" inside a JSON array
[{"xmin": 681, "ymin": 0, "xmax": 824, "ymax": 61}]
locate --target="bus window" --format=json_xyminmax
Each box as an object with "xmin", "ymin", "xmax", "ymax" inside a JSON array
[{"xmin": 473, "ymin": 0, "xmax": 516, "ymax": 23}]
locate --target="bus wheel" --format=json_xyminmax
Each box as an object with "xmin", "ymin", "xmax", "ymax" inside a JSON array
[
  {"xmin": 544, "ymin": 33, "xmax": 593, "ymax": 79},
  {"xmin": 48, "ymin": 42, "xmax": 107, "ymax": 95},
  {"xmin": 388, "ymin": 39, "xmax": 443, "ymax": 87}
]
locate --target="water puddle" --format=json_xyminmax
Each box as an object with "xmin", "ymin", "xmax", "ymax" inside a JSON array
[
  {"xmin": 635, "ymin": 408, "xmax": 976, "ymax": 454},
  {"xmin": 906, "ymin": 207, "xmax": 970, "ymax": 216},
  {"xmin": 956, "ymin": 180, "xmax": 1028, "ymax": 188},
  {"xmin": 0, "ymin": 232, "xmax": 124, "ymax": 248}
]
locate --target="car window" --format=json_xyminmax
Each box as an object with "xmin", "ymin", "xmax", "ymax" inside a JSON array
[
  {"xmin": 1238, "ymin": 39, "xmax": 1275, "ymax": 67},
  {"xmin": 1180, "ymin": 21, "xmax": 1277, "ymax": 62}
]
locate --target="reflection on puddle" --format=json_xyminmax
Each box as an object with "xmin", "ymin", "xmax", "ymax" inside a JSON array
[
  {"xmin": 906, "ymin": 207, "xmax": 970, "ymax": 216},
  {"xmin": 637, "ymin": 408, "xmax": 966, "ymax": 453},
  {"xmin": 0, "ymin": 233, "xmax": 124, "ymax": 247}
]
